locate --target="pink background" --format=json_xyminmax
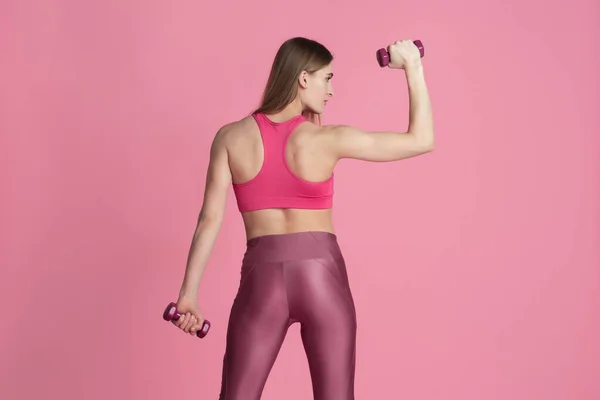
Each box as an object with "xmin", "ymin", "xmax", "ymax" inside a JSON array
[{"xmin": 1, "ymin": 0, "xmax": 598, "ymax": 399}]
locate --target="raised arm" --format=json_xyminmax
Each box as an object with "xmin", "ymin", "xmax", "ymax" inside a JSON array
[
  {"xmin": 178, "ymin": 127, "xmax": 232, "ymax": 301},
  {"xmin": 323, "ymin": 40, "xmax": 434, "ymax": 162}
]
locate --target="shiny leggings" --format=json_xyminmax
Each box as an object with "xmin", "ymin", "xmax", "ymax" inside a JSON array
[{"xmin": 218, "ymin": 231, "xmax": 357, "ymax": 400}]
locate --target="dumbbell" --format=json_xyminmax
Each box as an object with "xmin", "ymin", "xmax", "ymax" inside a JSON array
[
  {"xmin": 376, "ymin": 40, "xmax": 424, "ymax": 67},
  {"xmin": 162, "ymin": 302, "xmax": 211, "ymax": 338}
]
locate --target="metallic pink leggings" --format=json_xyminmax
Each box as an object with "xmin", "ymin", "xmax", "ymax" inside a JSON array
[{"xmin": 218, "ymin": 231, "xmax": 357, "ymax": 400}]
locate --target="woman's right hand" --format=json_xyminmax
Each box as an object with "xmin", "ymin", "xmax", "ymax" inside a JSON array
[
  {"xmin": 387, "ymin": 40, "xmax": 422, "ymax": 71},
  {"xmin": 172, "ymin": 295, "xmax": 205, "ymax": 336}
]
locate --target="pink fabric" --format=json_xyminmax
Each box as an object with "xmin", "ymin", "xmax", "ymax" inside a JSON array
[{"xmin": 232, "ymin": 113, "xmax": 334, "ymax": 212}]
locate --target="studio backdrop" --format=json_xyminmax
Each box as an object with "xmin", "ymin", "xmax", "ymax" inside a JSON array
[{"xmin": 1, "ymin": 1, "xmax": 598, "ymax": 399}]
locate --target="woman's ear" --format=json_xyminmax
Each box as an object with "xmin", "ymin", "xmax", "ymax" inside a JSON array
[{"xmin": 298, "ymin": 71, "xmax": 309, "ymax": 89}]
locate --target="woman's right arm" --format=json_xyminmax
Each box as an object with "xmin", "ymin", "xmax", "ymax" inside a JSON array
[
  {"xmin": 172, "ymin": 127, "xmax": 232, "ymax": 335},
  {"xmin": 322, "ymin": 41, "xmax": 434, "ymax": 162}
]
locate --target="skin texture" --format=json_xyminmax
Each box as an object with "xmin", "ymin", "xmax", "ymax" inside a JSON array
[{"xmin": 173, "ymin": 39, "xmax": 433, "ymax": 338}]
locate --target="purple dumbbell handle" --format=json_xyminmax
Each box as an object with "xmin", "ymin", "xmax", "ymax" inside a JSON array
[
  {"xmin": 377, "ymin": 40, "xmax": 424, "ymax": 67},
  {"xmin": 163, "ymin": 302, "xmax": 211, "ymax": 338}
]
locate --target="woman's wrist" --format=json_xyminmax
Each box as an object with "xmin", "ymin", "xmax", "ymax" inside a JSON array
[
  {"xmin": 178, "ymin": 286, "xmax": 197, "ymax": 301},
  {"xmin": 404, "ymin": 62, "xmax": 424, "ymax": 76}
]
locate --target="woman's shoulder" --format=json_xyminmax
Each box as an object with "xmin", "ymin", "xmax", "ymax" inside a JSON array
[
  {"xmin": 213, "ymin": 115, "xmax": 256, "ymax": 138},
  {"xmin": 221, "ymin": 114, "xmax": 255, "ymax": 131},
  {"xmin": 209, "ymin": 115, "xmax": 264, "ymax": 153}
]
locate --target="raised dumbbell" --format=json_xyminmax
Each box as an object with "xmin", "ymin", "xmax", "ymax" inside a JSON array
[{"xmin": 376, "ymin": 40, "xmax": 424, "ymax": 67}]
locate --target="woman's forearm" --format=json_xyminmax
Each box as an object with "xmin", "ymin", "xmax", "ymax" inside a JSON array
[
  {"xmin": 178, "ymin": 218, "xmax": 222, "ymax": 300},
  {"xmin": 405, "ymin": 65, "xmax": 434, "ymax": 148}
]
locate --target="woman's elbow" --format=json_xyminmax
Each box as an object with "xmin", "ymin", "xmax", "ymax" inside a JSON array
[
  {"xmin": 418, "ymin": 138, "xmax": 435, "ymax": 154},
  {"xmin": 197, "ymin": 209, "xmax": 224, "ymax": 228}
]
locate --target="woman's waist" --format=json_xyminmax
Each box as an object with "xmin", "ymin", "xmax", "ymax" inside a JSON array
[
  {"xmin": 242, "ymin": 230, "xmax": 342, "ymax": 264},
  {"xmin": 242, "ymin": 208, "xmax": 334, "ymax": 241}
]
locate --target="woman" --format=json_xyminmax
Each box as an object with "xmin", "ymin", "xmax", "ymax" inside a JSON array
[{"xmin": 171, "ymin": 37, "xmax": 433, "ymax": 400}]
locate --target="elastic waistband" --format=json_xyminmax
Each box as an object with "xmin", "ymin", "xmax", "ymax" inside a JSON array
[
  {"xmin": 246, "ymin": 230, "xmax": 336, "ymax": 245},
  {"xmin": 243, "ymin": 231, "xmax": 340, "ymax": 263}
]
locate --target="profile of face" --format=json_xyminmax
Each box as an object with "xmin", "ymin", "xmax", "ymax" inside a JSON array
[{"xmin": 298, "ymin": 63, "xmax": 334, "ymax": 115}]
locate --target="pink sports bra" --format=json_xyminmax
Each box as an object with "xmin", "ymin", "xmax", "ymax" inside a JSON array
[{"xmin": 232, "ymin": 112, "xmax": 334, "ymax": 213}]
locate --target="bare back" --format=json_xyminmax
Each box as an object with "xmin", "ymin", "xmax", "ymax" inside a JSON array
[{"xmin": 223, "ymin": 115, "xmax": 337, "ymax": 239}]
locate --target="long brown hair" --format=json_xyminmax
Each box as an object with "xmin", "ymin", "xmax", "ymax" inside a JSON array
[{"xmin": 254, "ymin": 37, "xmax": 333, "ymax": 124}]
